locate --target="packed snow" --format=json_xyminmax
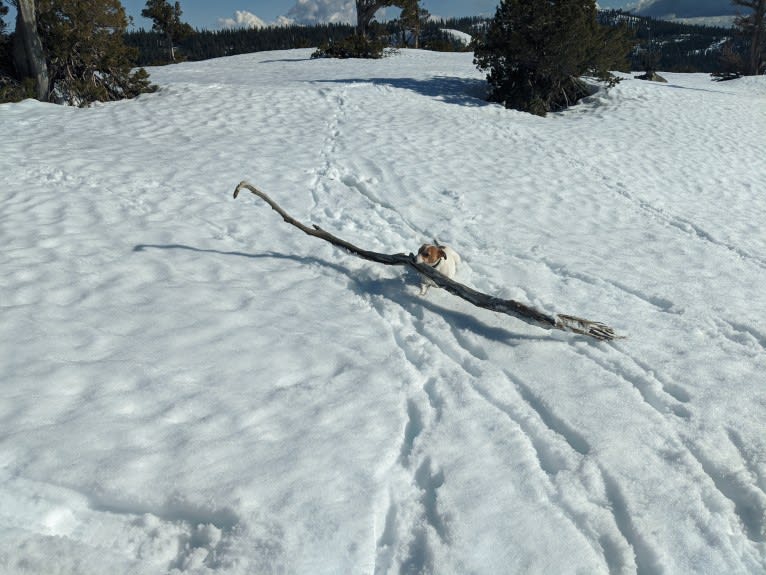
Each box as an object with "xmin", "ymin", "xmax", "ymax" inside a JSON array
[{"xmin": 1, "ymin": 49, "xmax": 765, "ymax": 574}]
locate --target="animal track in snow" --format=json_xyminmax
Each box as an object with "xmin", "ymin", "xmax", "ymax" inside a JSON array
[
  {"xmin": 728, "ymin": 428, "xmax": 766, "ymax": 495},
  {"xmin": 601, "ymin": 469, "xmax": 663, "ymax": 575},
  {"xmin": 399, "ymin": 399, "xmax": 424, "ymax": 467},
  {"xmin": 415, "ymin": 458, "xmax": 449, "ymax": 542},
  {"xmin": 684, "ymin": 441, "xmax": 766, "ymax": 543},
  {"xmin": 577, "ymin": 345, "xmax": 692, "ymax": 420},
  {"xmin": 467, "ymin": 372, "xmax": 642, "ymax": 574},
  {"xmin": 517, "ymin": 252, "xmax": 680, "ymax": 315},
  {"xmin": 714, "ymin": 318, "xmax": 766, "ymax": 353},
  {"xmin": 511, "ymin": 374, "xmax": 591, "ymax": 457}
]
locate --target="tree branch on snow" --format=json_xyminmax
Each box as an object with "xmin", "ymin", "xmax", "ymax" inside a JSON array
[{"xmin": 232, "ymin": 181, "xmax": 623, "ymax": 342}]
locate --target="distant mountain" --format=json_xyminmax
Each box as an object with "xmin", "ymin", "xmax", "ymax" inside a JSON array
[
  {"xmin": 597, "ymin": 9, "xmax": 737, "ymax": 72},
  {"xmin": 631, "ymin": 0, "xmax": 738, "ymax": 19}
]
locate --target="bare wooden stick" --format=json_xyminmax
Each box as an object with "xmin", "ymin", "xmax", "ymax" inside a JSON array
[{"xmin": 233, "ymin": 181, "xmax": 622, "ymax": 341}]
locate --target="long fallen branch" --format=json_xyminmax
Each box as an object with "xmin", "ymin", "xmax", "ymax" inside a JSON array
[{"xmin": 233, "ymin": 181, "xmax": 622, "ymax": 341}]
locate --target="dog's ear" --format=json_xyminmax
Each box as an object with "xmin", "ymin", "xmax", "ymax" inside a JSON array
[{"xmin": 438, "ymin": 248, "xmax": 447, "ymax": 260}]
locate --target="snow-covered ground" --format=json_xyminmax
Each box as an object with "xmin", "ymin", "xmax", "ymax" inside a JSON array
[
  {"xmin": 440, "ymin": 29, "xmax": 472, "ymax": 46},
  {"xmin": 1, "ymin": 49, "xmax": 765, "ymax": 574}
]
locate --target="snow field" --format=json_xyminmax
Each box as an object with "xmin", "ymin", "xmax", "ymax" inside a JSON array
[{"xmin": 1, "ymin": 49, "xmax": 765, "ymax": 573}]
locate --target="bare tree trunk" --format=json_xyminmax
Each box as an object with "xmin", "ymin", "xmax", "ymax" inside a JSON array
[
  {"xmin": 356, "ymin": 0, "xmax": 386, "ymax": 37},
  {"xmin": 232, "ymin": 181, "xmax": 621, "ymax": 341},
  {"xmin": 749, "ymin": 0, "xmax": 766, "ymax": 75},
  {"xmin": 735, "ymin": 0, "xmax": 766, "ymax": 75},
  {"xmin": 167, "ymin": 32, "xmax": 176, "ymax": 62},
  {"xmin": 13, "ymin": 0, "xmax": 49, "ymax": 101}
]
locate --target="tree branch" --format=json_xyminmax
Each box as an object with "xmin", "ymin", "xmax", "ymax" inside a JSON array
[{"xmin": 232, "ymin": 181, "xmax": 622, "ymax": 341}]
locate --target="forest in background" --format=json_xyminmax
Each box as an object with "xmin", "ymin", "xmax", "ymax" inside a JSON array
[{"xmin": 124, "ymin": 11, "xmax": 736, "ymax": 73}]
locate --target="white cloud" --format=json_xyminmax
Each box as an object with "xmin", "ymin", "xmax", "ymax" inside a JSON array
[
  {"xmin": 274, "ymin": 15, "xmax": 297, "ymax": 27},
  {"xmin": 285, "ymin": 0, "xmax": 395, "ymax": 26},
  {"xmin": 219, "ymin": 1, "xmax": 399, "ymax": 31},
  {"xmin": 219, "ymin": 10, "xmax": 267, "ymax": 29},
  {"xmin": 632, "ymin": 0, "xmax": 658, "ymax": 12},
  {"xmin": 672, "ymin": 15, "xmax": 737, "ymax": 27},
  {"xmin": 218, "ymin": 10, "xmax": 295, "ymax": 29},
  {"xmin": 286, "ymin": 0, "xmax": 357, "ymax": 25}
]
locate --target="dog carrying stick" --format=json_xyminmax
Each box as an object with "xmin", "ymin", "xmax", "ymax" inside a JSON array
[{"xmin": 233, "ymin": 181, "xmax": 622, "ymax": 341}]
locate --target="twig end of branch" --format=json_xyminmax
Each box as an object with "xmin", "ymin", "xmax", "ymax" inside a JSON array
[
  {"xmin": 233, "ymin": 180, "xmax": 250, "ymax": 199},
  {"xmin": 555, "ymin": 314, "xmax": 624, "ymax": 342}
]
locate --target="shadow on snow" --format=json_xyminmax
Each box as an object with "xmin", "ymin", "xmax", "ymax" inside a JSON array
[
  {"xmin": 314, "ymin": 76, "xmax": 490, "ymax": 107},
  {"xmin": 133, "ymin": 243, "xmax": 548, "ymax": 345}
]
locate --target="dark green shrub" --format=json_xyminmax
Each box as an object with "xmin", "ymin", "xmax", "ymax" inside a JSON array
[
  {"xmin": 312, "ymin": 34, "xmax": 387, "ymax": 59},
  {"xmin": 473, "ymin": 0, "xmax": 631, "ymax": 116}
]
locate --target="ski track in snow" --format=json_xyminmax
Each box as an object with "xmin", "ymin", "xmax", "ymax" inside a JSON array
[{"xmin": 1, "ymin": 49, "xmax": 765, "ymax": 574}]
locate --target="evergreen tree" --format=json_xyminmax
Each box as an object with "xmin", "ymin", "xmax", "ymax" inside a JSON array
[
  {"xmin": 141, "ymin": 0, "xmax": 194, "ymax": 62},
  {"xmin": 733, "ymin": 0, "xmax": 766, "ymax": 75},
  {"xmin": 0, "ymin": 0, "xmax": 8, "ymax": 35},
  {"xmin": 356, "ymin": 0, "xmax": 409, "ymax": 37},
  {"xmin": 0, "ymin": 1, "xmax": 16, "ymax": 101},
  {"xmin": 473, "ymin": 0, "xmax": 631, "ymax": 116},
  {"xmin": 712, "ymin": 40, "xmax": 747, "ymax": 80},
  {"xmin": 36, "ymin": 0, "xmax": 154, "ymax": 105},
  {"xmin": 398, "ymin": 0, "xmax": 428, "ymax": 48},
  {"xmin": 309, "ymin": 0, "xmax": 411, "ymax": 58}
]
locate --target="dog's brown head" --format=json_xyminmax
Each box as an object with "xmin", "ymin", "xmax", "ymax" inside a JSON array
[{"xmin": 416, "ymin": 244, "xmax": 447, "ymax": 266}]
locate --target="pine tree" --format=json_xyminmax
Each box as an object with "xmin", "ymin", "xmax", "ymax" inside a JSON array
[
  {"xmin": 313, "ymin": 0, "xmax": 410, "ymax": 58},
  {"xmin": 141, "ymin": 0, "xmax": 194, "ymax": 62},
  {"xmin": 733, "ymin": 0, "xmax": 766, "ymax": 75},
  {"xmin": 0, "ymin": 0, "xmax": 16, "ymax": 101},
  {"xmin": 399, "ymin": 0, "xmax": 429, "ymax": 48},
  {"xmin": 473, "ymin": 0, "xmax": 631, "ymax": 116},
  {"xmin": 0, "ymin": 1, "xmax": 10, "ymax": 75},
  {"xmin": 0, "ymin": 0, "xmax": 8, "ymax": 35},
  {"xmin": 36, "ymin": 0, "xmax": 155, "ymax": 105},
  {"xmin": 712, "ymin": 40, "xmax": 747, "ymax": 80},
  {"xmin": 356, "ymin": 0, "xmax": 409, "ymax": 37}
]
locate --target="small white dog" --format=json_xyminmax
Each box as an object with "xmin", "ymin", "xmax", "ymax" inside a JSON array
[{"xmin": 415, "ymin": 242, "xmax": 460, "ymax": 295}]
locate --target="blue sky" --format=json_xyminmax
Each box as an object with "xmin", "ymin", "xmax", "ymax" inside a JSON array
[
  {"xmin": 120, "ymin": 0, "xmax": 636, "ymax": 30},
  {"xmin": 4, "ymin": 1, "xmax": 737, "ymax": 32}
]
